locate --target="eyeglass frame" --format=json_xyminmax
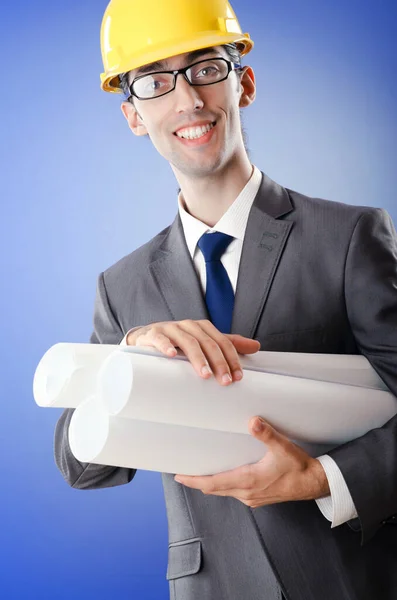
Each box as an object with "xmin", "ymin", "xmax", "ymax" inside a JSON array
[{"xmin": 125, "ymin": 57, "xmax": 242, "ymax": 101}]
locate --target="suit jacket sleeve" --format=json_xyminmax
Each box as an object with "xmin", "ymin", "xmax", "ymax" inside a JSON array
[
  {"xmin": 54, "ymin": 272, "xmax": 137, "ymax": 489},
  {"xmin": 328, "ymin": 207, "xmax": 397, "ymax": 542}
]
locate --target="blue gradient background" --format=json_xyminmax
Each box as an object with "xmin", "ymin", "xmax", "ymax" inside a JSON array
[{"xmin": 1, "ymin": 1, "xmax": 396, "ymax": 598}]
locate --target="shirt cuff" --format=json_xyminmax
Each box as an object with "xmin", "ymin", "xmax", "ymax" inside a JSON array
[
  {"xmin": 315, "ymin": 455, "xmax": 358, "ymax": 527},
  {"xmin": 119, "ymin": 327, "xmax": 142, "ymax": 346}
]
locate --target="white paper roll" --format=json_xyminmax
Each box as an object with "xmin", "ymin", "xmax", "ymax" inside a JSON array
[
  {"xmin": 238, "ymin": 351, "xmax": 389, "ymax": 390},
  {"xmin": 69, "ymin": 395, "xmax": 267, "ymax": 476},
  {"xmin": 120, "ymin": 345, "xmax": 389, "ymax": 390},
  {"xmin": 35, "ymin": 342, "xmax": 397, "ymax": 474},
  {"xmin": 98, "ymin": 349, "xmax": 397, "ymax": 444},
  {"xmin": 33, "ymin": 343, "xmax": 118, "ymax": 408}
]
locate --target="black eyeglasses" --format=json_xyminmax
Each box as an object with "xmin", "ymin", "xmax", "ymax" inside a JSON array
[{"xmin": 126, "ymin": 57, "xmax": 241, "ymax": 101}]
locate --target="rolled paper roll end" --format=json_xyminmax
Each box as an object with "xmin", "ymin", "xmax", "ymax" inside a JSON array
[
  {"xmin": 98, "ymin": 351, "xmax": 134, "ymax": 415},
  {"xmin": 33, "ymin": 343, "xmax": 75, "ymax": 407},
  {"xmin": 33, "ymin": 342, "xmax": 120, "ymax": 408},
  {"xmin": 69, "ymin": 395, "xmax": 110, "ymax": 463}
]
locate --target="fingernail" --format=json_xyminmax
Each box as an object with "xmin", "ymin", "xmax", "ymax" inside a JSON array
[
  {"xmin": 253, "ymin": 417, "xmax": 265, "ymax": 433},
  {"xmin": 234, "ymin": 370, "xmax": 243, "ymax": 381},
  {"xmin": 174, "ymin": 476, "xmax": 182, "ymax": 483},
  {"xmin": 222, "ymin": 373, "xmax": 233, "ymax": 384},
  {"xmin": 254, "ymin": 338, "xmax": 261, "ymax": 349},
  {"xmin": 201, "ymin": 365, "xmax": 212, "ymax": 377}
]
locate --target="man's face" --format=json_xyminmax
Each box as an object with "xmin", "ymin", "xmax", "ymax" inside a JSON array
[{"xmin": 121, "ymin": 46, "xmax": 255, "ymax": 179}]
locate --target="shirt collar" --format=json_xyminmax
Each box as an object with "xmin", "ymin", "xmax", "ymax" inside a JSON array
[{"xmin": 178, "ymin": 165, "xmax": 262, "ymax": 259}]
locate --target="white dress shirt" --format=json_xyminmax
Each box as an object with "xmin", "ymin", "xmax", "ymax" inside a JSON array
[{"xmin": 121, "ymin": 165, "xmax": 358, "ymax": 527}]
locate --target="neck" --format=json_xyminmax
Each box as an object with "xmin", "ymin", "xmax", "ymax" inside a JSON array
[{"xmin": 173, "ymin": 152, "xmax": 253, "ymax": 227}]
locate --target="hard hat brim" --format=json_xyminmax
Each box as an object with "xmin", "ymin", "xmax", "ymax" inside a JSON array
[{"xmin": 100, "ymin": 32, "xmax": 254, "ymax": 94}]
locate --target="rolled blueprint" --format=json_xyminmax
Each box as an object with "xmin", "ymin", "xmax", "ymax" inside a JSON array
[
  {"xmin": 69, "ymin": 395, "xmax": 267, "ymax": 476},
  {"xmin": 118, "ymin": 345, "xmax": 390, "ymax": 390},
  {"xmin": 98, "ymin": 349, "xmax": 397, "ymax": 445},
  {"xmin": 34, "ymin": 342, "xmax": 397, "ymax": 475},
  {"xmin": 235, "ymin": 350, "xmax": 389, "ymax": 390},
  {"xmin": 33, "ymin": 343, "xmax": 118, "ymax": 408}
]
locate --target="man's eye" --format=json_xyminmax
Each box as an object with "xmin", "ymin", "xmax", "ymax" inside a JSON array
[
  {"xmin": 147, "ymin": 78, "xmax": 165, "ymax": 90},
  {"xmin": 197, "ymin": 67, "xmax": 218, "ymax": 77}
]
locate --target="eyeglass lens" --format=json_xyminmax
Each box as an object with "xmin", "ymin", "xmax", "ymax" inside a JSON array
[{"xmin": 132, "ymin": 58, "xmax": 231, "ymax": 99}]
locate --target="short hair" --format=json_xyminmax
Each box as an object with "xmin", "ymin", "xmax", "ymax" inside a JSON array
[
  {"xmin": 119, "ymin": 43, "xmax": 242, "ymax": 101},
  {"xmin": 222, "ymin": 42, "xmax": 242, "ymax": 66}
]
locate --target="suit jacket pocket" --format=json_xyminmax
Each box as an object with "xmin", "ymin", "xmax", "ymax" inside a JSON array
[{"xmin": 166, "ymin": 538, "xmax": 202, "ymax": 580}]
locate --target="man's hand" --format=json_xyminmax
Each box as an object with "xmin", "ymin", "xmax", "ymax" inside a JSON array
[
  {"xmin": 174, "ymin": 417, "xmax": 330, "ymax": 506},
  {"xmin": 127, "ymin": 319, "xmax": 260, "ymax": 386}
]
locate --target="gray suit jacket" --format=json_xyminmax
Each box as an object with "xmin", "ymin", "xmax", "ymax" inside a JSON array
[{"xmin": 55, "ymin": 173, "xmax": 397, "ymax": 600}]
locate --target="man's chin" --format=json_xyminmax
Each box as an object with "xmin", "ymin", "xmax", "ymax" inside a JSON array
[{"xmin": 171, "ymin": 155, "xmax": 225, "ymax": 179}]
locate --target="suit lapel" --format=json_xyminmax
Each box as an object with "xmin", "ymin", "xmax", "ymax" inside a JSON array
[
  {"xmin": 231, "ymin": 173, "xmax": 294, "ymax": 338},
  {"xmin": 149, "ymin": 172, "xmax": 294, "ymax": 335},
  {"xmin": 149, "ymin": 215, "xmax": 209, "ymax": 322}
]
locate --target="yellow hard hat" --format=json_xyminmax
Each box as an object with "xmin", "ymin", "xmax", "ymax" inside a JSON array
[{"xmin": 100, "ymin": 0, "xmax": 254, "ymax": 93}]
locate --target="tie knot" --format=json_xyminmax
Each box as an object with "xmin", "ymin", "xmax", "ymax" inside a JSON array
[{"xmin": 197, "ymin": 232, "xmax": 234, "ymax": 263}]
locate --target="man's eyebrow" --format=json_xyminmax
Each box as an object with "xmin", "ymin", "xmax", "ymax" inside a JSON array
[
  {"xmin": 135, "ymin": 60, "xmax": 169, "ymax": 76},
  {"xmin": 134, "ymin": 48, "xmax": 221, "ymax": 77},
  {"xmin": 184, "ymin": 48, "xmax": 220, "ymax": 64}
]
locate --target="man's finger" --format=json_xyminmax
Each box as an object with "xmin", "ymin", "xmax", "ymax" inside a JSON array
[
  {"xmin": 175, "ymin": 464, "xmax": 253, "ymax": 493},
  {"xmin": 135, "ymin": 330, "xmax": 178, "ymax": 357},
  {"xmin": 196, "ymin": 321, "xmax": 246, "ymax": 382},
  {"xmin": 179, "ymin": 319, "xmax": 237, "ymax": 384},
  {"xmin": 162, "ymin": 323, "xmax": 217, "ymax": 380},
  {"xmin": 226, "ymin": 334, "xmax": 261, "ymax": 355}
]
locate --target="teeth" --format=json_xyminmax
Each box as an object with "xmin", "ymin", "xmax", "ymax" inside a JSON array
[{"xmin": 176, "ymin": 122, "xmax": 214, "ymax": 140}]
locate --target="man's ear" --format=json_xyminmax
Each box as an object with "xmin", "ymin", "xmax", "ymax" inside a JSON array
[
  {"xmin": 121, "ymin": 101, "xmax": 148, "ymax": 136},
  {"xmin": 239, "ymin": 66, "xmax": 256, "ymax": 108}
]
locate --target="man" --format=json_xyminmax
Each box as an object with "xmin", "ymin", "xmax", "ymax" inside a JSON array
[{"xmin": 55, "ymin": 0, "xmax": 397, "ymax": 598}]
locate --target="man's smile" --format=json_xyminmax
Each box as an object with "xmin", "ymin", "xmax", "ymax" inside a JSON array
[{"xmin": 173, "ymin": 121, "xmax": 217, "ymax": 146}]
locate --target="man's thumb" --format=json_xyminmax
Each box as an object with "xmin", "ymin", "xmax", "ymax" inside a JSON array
[{"xmin": 249, "ymin": 417, "xmax": 277, "ymax": 443}]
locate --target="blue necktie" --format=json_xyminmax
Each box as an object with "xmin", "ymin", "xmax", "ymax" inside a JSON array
[{"xmin": 197, "ymin": 232, "xmax": 235, "ymax": 334}]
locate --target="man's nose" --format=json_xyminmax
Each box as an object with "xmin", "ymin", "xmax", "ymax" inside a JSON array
[{"xmin": 173, "ymin": 73, "xmax": 204, "ymax": 113}]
